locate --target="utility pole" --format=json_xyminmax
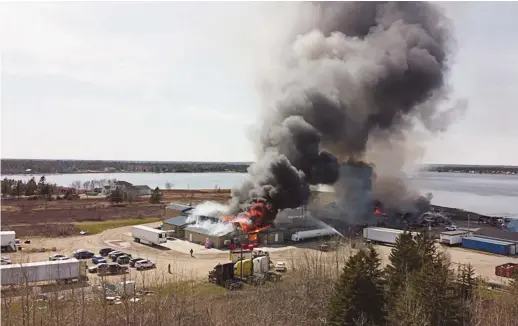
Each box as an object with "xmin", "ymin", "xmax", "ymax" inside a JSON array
[{"xmin": 468, "ymin": 213, "xmax": 470, "ymax": 229}]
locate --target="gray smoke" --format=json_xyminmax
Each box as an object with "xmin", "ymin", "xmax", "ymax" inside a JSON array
[{"xmin": 231, "ymin": 2, "xmax": 459, "ymax": 216}]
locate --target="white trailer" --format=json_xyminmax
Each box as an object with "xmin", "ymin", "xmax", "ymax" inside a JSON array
[
  {"xmin": 291, "ymin": 228, "xmax": 338, "ymax": 242},
  {"xmin": 0, "ymin": 231, "xmax": 16, "ymax": 252},
  {"xmin": 131, "ymin": 225, "xmax": 167, "ymax": 246},
  {"xmin": 362, "ymin": 227, "xmax": 419, "ymax": 245},
  {"xmin": 440, "ymin": 230, "xmax": 473, "ymax": 246},
  {"xmin": 0, "ymin": 258, "xmax": 87, "ymax": 285}
]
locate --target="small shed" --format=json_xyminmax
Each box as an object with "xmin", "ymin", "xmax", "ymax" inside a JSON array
[
  {"xmin": 163, "ymin": 215, "xmax": 190, "ymax": 239},
  {"xmin": 184, "ymin": 226, "xmax": 233, "ymax": 249},
  {"xmin": 440, "ymin": 230, "xmax": 473, "ymax": 246}
]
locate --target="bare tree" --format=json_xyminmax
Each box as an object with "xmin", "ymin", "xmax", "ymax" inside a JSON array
[
  {"xmin": 71, "ymin": 180, "xmax": 82, "ymax": 192},
  {"xmin": 165, "ymin": 182, "xmax": 173, "ymax": 190}
]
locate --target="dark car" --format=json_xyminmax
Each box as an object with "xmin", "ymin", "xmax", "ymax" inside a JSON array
[
  {"xmin": 116, "ymin": 255, "xmax": 131, "ymax": 265},
  {"xmin": 129, "ymin": 258, "xmax": 145, "ymax": 267},
  {"xmin": 108, "ymin": 251, "xmax": 123, "ymax": 259},
  {"xmin": 111, "ymin": 252, "xmax": 131, "ymax": 262},
  {"xmin": 92, "ymin": 255, "xmax": 107, "ymax": 265},
  {"xmin": 73, "ymin": 249, "xmax": 95, "ymax": 259},
  {"xmin": 99, "ymin": 248, "xmax": 113, "ymax": 257}
]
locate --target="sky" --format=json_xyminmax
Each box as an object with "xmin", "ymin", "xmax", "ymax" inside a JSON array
[{"xmin": 1, "ymin": 2, "xmax": 517, "ymax": 165}]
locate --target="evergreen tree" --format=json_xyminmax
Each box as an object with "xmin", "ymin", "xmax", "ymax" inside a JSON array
[
  {"xmin": 385, "ymin": 231, "xmax": 420, "ymax": 301},
  {"xmin": 109, "ymin": 187, "xmax": 124, "ymax": 205},
  {"xmin": 327, "ymin": 248, "xmax": 386, "ymax": 326},
  {"xmin": 149, "ymin": 187, "xmax": 163, "ymax": 204},
  {"xmin": 25, "ymin": 177, "xmax": 37, "ymax": 196}
]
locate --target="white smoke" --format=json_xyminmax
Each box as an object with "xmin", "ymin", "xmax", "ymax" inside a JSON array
[{"xmin": 186, "ymin": 201, "xmax": 235, "ymax": 236}]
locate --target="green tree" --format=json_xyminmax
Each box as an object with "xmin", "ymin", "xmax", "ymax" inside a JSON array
[
  {"xmin": 13, "ymin": 180, "xmax": 24, "ymax": 198},
  {"xmin": 1, "ymin": 178, "xmax": 12, "ymax": 197},
  {"xmin": 149, "ymin": 187, "xmax": 163, "ymax": 204},
  {"xmin": 385, "ymin": 231, "xmax": 420, "ymax": 302},
  {"xmin": 108, "ymin": 187, "xmax": 124, "ymax": 205},
  {"xmin": 327, "ymin": 247, "xmax": 386, "ymax": 326},
  {"xmin": 25, "ymin": 177, "xmax": 37, "ymax": 196}
]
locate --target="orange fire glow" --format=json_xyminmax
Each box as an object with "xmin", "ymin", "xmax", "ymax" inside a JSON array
[
  {"xmin": 375, "ymin": 208, "xmax": 388, "ymax": 216},
  {"xmin": 219, "ymin": 200, "xmax": 276, "ymax": 233}
]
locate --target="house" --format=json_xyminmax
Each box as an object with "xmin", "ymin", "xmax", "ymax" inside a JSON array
[
  {"xmin": 134, "ymin": 185, "xmax": 152, "ymax": 196},
  {"xmin": 56, "ymin": 186, "xmax": 77, "ymax": 195}
]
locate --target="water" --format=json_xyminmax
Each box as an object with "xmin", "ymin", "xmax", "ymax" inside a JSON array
[{"xmin": 2, "ymin": 171, "xmax": 517, "ymax": 217}]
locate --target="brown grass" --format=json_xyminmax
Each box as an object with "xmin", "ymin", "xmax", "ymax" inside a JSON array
[{"xmin": 1, "ymin": 243, "xmax": 517, "ymax": 326}]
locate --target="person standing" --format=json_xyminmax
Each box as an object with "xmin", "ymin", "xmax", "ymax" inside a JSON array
[
  {"xmin": 168, "ymin": 263, "xmax": 171, "ymax": 274},
  {"xmin": 190, "ymin": 249, "xmax": 193, "ymax": 257}
]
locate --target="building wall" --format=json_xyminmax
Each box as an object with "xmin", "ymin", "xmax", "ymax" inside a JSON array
[
  {"xmin": 259, "ymin": 231, "xmax": 284, "ymax": 245},
  {"xmin": 184, "ymin": 230, "xmax": 233, "ymax": 249},
  {"xmin": 163, "ymin": 224, "xmax": 186, "ymax": 239}
]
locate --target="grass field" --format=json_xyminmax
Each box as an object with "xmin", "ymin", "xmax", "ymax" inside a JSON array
[{"xmin": 73, "ymin": 217, "xmax": 162, "ymax": 235}]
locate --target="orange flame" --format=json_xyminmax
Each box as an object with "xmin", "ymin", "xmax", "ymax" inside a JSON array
[
  {"xmin": 375, "ymin": 208, "xmax": 388, "ymax": 216},
  {"xmin": 219, "ymin": 200, "xmax": 276, "ymax": 233}
]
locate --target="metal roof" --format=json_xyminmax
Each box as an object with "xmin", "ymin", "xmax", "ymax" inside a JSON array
[
  {"xmin": 0, "ymin": 258, "xmax": 80, "ymax": 270},
  {"xmin": 441, "ymin": 230, "xmax": 472, "ymax": 236},
  {"xmin": 164, "ymin": 215, "xmax": 189, "ymax": 227},
  {"xmin": 166, "ymin": 204, "xmax": 194, "ymax": 212},
  {"xmin": 184, "ymin": 225, "xmax": 233, "ymax": 236},
  {"xmin": 463, "ymin": 236, "xmax": 516, "ymax": 246}
]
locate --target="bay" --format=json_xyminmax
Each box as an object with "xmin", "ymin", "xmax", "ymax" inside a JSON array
[{"xmin": 2, "ymin": 171, "xmax": 517, "ymax": 217}]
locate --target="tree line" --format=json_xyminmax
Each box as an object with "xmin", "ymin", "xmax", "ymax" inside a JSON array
[
  {"xmin": 326, "ymin": 230, "xmax": 517, "ymax": 326},
  {"xmin": 1, "ymin": 159, "xmax": 250, "ymax": 174},
  {"xmin": 1, "ymin": 176, "xmax": 62, "ymax": 199}
]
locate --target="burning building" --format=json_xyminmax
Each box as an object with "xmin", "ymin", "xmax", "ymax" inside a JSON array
[{"xmin": 333, "ymin": 161, "xmax": 376, "ymax": 224}]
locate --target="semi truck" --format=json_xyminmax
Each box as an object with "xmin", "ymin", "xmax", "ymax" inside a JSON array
[
  {"xmin": 0, "ymin": 258, "xmax": 88, "ymax": 285},
  {"xmin": 291, "ymin": 228, "xmax": 338, "ymax": 242},
  {"xmin": 362, "ymin": 227, "xmax": 419, "ymax": 246},
  {"xmin": 439, "ymin": 230, "xmax": 473, "ymax": 246},
  {"xmin": 131, "ymin": 225, "xmax": 167, "ymax": 246},
  {"xmin": 0, "ymin": 231, "xmax": 16, "ymax": 252}
]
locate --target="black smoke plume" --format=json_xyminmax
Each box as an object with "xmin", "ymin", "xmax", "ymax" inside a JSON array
[{"xmin": 230, "ymin": 2, "xmax": 457, "ymax": 215}]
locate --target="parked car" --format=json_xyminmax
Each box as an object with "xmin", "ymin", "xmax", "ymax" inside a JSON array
[
  {"xmin": 99, "ymin": 248, "xmax": 113, "ymax": 257},
  {"xmin": 129, "ymin": 258, "xmax": 145, "ymax": 267},
  {"xmin": 73, "ymin": 250, "xmax": 95, "ymax": 259},
  {"xmin": 98, "ymin": 263, "xmax": 128, "ymax": 275},
  {"xmin": 116, "ymin": 255, "xmax": 131, "ymax": 265},
  {"xmin": 111, "ymin": 252, "xmax": 130, "ymax": 262},
  {"xmin": 92, "ymin": 255, "xmax": 107, "ymax": 265},
  {"xmin": 1, "ymin": 257, "xmax": 12, "ymax": 265},
  {"xmin": 445, "ymin": 225, "xmax": 458, "ymax": 231},
  {"xmin": 88, "ymin": 263, "xmax": 108, "ymax": 274},
  {"xmin": 275, "ymin": 262, "xmax": 287, "ymax": 272},
  {"xmin": 135, "ymin": 260, "xmax": 155, "ymax": 271},
  {"xmin": 49, "ymin": 254, "xmax": 69, "ymax": 261},
  {"xmin": 108, "ymin": 251, "xmax": 123, "ymax": 259}
]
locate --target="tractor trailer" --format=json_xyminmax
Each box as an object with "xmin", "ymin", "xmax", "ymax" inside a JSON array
[
  {"xmin": 291, "ymin": 228, "xmax": 338, "ymax": 242},
  {"xmin": 131, "ymin": 225, "xmax": 167, "ymax": 246},
  {"xmin": 0, "ymin": 231, "xmax": 16, "ymax": 252},
  {"xmin": 362, "ymin": 227, "xmax": 419, "ymax": 246},
  {"xmin": 0, "ymin": 258, "xmax": 87, "ymax": 285}
]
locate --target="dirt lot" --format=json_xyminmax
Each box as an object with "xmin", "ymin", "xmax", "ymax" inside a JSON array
[{"xmin": 1, "ymin": 189, "xmax": 232, "ymax": 237}]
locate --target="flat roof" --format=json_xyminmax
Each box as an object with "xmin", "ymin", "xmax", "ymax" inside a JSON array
[
  {"xmin": 184, "ymin": 225, "xmax": 233, "ymax": 237},
  {"xmin": 0, "ymin": 231, "xmax": 15, "ymax": 235},
  {"xmin": 464, "ymin": 236, "xmax": 516, "ymax": 246},
  {"xmin": 442, "ymin": 230, "xmax": 472, "ymax": 236},
  {"xmin": 366, "ymin": 227, "xmax": 416, "ymax": 234},
  {"xmin": 0, "ymin": 258, "xmax": 80, "ymax": 270}
]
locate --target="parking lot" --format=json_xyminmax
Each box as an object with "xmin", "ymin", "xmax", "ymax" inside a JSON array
[{"xmin": 3, "ymin": 221, "xmax": 518, "ymax": 291}]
